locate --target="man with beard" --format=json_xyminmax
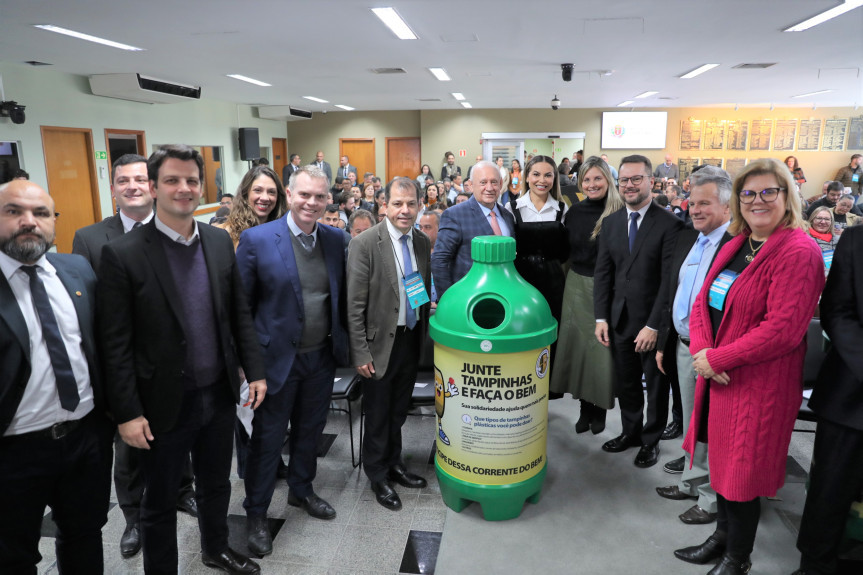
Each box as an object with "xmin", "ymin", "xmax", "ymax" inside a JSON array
[{"xmin": 0, "ymin": 180, "xmax": 112, "ymax": 573}]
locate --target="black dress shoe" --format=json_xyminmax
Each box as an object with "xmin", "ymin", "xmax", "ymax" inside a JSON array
[
  {"xmin": 661, "ymin": 420, "xmax": 683, "ymax": 440},
  {"xmin": 387, "ymin": 464, "xmax": 427, "ymax": 489},
  {"xmin": 602, "ymin": 434, "xmax": 637, "ymax": 453},
  {"xmin": 590, "ymin": 407, "xmax": 606, "ymax": 435},
  {"xmin": 120, "ymin": 523, "xmax": 141, "ymax": 558},
  {"xmin": 674, "ymin": 532, "xmax": 726, "ymax": 565},
  {"xmin": 371, "ymin": 480, "xmax": 402, "ymax": 511},
  {"xmin": 664, "ymin": 455, "xmax": 685, "ymax": 474},
  {"xmin": 177, "ymin": 495, "xmax": 198, "ymax": 517},
  {"xmin": 575, "ymin": 400, "xmax": 591, "ymax": 434},
  {"xmin": 679, "ymin": 504, "xmax": 718, "ymax": 525},
  {"xmin": 656, "ymin": 485, "xmax": 696, "ymax": 501},
  {"xmin": 707, "ymin": 553, "xmax": 751, "ymax": 574},
  {"xmin": 276, "ymin": 458, "xmax": 288, "ymax": 480},
  {"xmin": 246, "ymin": 516, "xmax": 272, "ymax": 557},
  {"xmin": 288, "ymin": 492, "xmax": 336, "ymax": 520},
  {"xmin": 202, "ymin": 548, "xmax": 261, "ymax": 574},
  {"xmin": 634, "ymin": 444, "xmax": 660, "ymax": 468}
]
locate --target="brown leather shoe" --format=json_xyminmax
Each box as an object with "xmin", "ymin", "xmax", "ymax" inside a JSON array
[
  {"xmin": 679, "ymin": 504, "xmax": 718, "ymax": 525},
  {"xmin": 656, "ymin": 485, "xmax": 696, "ymax": 500}
]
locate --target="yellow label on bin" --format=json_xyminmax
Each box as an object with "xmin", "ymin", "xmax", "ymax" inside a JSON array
[{"xmin": 434, "ymin": 344, "xmax": 549, "ymax": 486}]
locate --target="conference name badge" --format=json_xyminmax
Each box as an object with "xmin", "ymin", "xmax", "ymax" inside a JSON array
[
  {"xmin": 708, "ymin": 269, "xmax": 739, "ymax": 312},
  {"xmin": 823, "ymin": 250, "xmax": 834, "ymax": 272},
  {"xmin": 404, "ymin": 272, "xmax": 430, "ymax": 309}
]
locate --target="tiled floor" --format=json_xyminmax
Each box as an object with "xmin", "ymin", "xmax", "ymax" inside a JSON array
[{"xmin": 35, "ymin": 397, "xmax": 443, "ymax": 575}]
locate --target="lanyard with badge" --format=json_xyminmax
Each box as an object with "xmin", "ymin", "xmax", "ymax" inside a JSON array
[
  {"xmin": 391, "ymin": 237, "xmax": 430, "ymax": 309},
  {"xmin": 708, "ymin": 270, "xmax": 739, "ymax": 311}
]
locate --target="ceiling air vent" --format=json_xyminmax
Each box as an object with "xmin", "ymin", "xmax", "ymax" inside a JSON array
[
  {"xmin": 24, "ymin": 60, "xmax": 52, "ymax": 66},
  {"xmin": 417, "ymin": 98, "xmax": 441, "ymax": 102},
  {"xmin": 371, "ymin": 68, "xmax": 407, "ymax": 74},
  {"xmin": 89, "ymin": 73, "xmax": 201, "ymax": 104},
  {"xmin": 733, "ymin": 63, "xmax": 776, "ymax": 69}
]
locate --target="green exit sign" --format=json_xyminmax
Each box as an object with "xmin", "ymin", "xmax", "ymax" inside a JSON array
[{"xmin": 95, "ymin": 151, "xmax": 107, "ymax": 160}]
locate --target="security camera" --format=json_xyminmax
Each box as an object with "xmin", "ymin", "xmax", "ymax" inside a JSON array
[
  {"xmin": 551, "ymin": 95, "xmax": 560, "ymax": 110},
  {"xmin": 561, "ymin": 63, "xmax": 574, "ymax": 82},
  {"xmin": 0, "ymin": 101, "xmax": 26, "ymax": 124}
]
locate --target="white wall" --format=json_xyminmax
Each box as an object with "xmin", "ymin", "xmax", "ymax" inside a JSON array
[{"xmin": 0, "ymin": 62, "xmax": 287, "ymax": 218}]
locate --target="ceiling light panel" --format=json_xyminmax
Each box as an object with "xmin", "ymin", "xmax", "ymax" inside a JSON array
[
  {"xmin": 635, "ymin": 91, "xmax": 658, "ymax": 98},
  {"xmin": 34, "ymin": 24, "xmax": 144, "ymax": 51},
  {"xmin": 303, "ymin": 96, "xmax": 329, "ymax": 103},
  {"xmin": 680, "ymin": 64, "xmax": 719, "ymax": 79},
  {"xmin": 371, "ymin": 7, "xmax": 418, "ymax": 40},
  {"xmin": 227, "ymin": 74, "xmax": 271, "ymax": 87},
  {"xmin": 784, "ymin": 1, "xmax": 863, "ymax": 32},
  {"xmin": 429, "ymin": 68, "xmax": 451, "ymax": 81}
]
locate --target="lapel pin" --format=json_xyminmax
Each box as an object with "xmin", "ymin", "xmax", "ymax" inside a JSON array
[{"xmin": 75, "ymin": 291, "xmax": 82, "ymax": 296}]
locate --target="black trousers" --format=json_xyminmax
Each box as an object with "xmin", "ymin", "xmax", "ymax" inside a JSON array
[
  {"xmin": 610, "ymin": 327, "xmax": 669, "ymax": 446},
  {"xmin": 798, "ymin": 418, "xmax": 863, "ymax": 574},
  {"xmin": 362, "ymin": 327, "xmax": 420, "ymax": 483},
  {"xmin": 0, "ymin": 412, "xmax": 113, "ymax": 575},
  {"xmin": 114, "ymin": 434, "xmax": 195, "ymax": 525},
  {"xmin": 140, "ymin": 385, "xmax": 234, "ymax": 574},
  {"xmin": 244, "ymin": 347, "xmax": 335, "ymax": 517},
  {"xmin": 716, "ymin": 494, "xmax": 761, "ymax": 558}
]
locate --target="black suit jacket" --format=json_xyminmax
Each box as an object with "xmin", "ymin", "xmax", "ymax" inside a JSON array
[
  {"xmin": 657, "ymin": 226, "xmax": 733, "ymax": 351},
  {"xmin": 72, "ymin": 213, "xmax": 125, "ymax": 273},
  {"xmin": 594, "ymin": 203, "xmax": 684, "ymax": 339},
  {"xmin": 98, "ymin": 220, "xmax": 265, "ymax": 433},
  {"xmin": 810, "ymin": 225, "xmax": 863, "ymax": 431},
  {"xmin": 282, "ymin": 163, "xmax": 300, "ymax": 185},
  {"xmin": 0, "ymin": 253, "xmax": 104, "ymax": 435}
]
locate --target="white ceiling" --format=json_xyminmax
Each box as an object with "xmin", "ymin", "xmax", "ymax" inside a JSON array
[{"xmin": 1, "ymin": 0, "xmax": 861, "ymax": 112}]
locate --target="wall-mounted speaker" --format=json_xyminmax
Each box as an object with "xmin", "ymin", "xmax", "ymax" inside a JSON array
[{"xmin": 238, "ymin": 127, "xmax": 260, "ymax": 160}]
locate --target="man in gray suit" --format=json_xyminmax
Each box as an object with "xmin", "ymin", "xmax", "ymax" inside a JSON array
[
  {"xmin": 72, "ymin": 153, "xmax": 196, "ymax": 559},
  {"xmin": 309, "ymin": 150, "xmax": 332, "ymax": 185},
  {"xmin": 347, "ymin": 177, "xmax": 431, "ymax": 511},
  {"xmin": 337, "ymin": 155, "xmax": 359, "ymax": 181}
]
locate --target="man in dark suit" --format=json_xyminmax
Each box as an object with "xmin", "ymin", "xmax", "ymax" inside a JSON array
[
  {"xmin": 0, "ymin": 180, "xmax": 113, "ymax": 573},
  {"xmin": 337, "ymin": 155, "xmax": 359, "ymax": 181},
  {"xmin": 281, "ymin": 153, "xmax": 301, "ymax": 186},
  {"xmin": 309, "ymin": 150, "xmax": 332, "ymax": 185},
  {"xmin": 795, "ymin": 225, "xmax": 863, "ymax": 575},
  {"xmin": 653, "ymin": 165, "xmax": 732, "ymax": 531},
  {"xmin": 431, "ymin": 161, "xmax": 515, "ymax": 298},
  {"xmin": 98, "ymin": 144, "xmax": 266, "ymax": 574},
  {"xmin": 72, "ymin": 153, "xmax": 196, "ymax": 558},
  {"xmin": 236, "ymin": 165, "xmax": 349, "ymax": 555},
  {"xmin": 347, "ymin": 177, "xmax": 431, "ymax": 510},
  {"xmin": 594, "ymin": 154, "xmax": 683, "ymax": 468}
]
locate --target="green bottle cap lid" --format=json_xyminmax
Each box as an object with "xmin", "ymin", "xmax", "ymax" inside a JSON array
[{"xmin": 471, "ymin": 236, "xmax": 515, "ymax": 263}]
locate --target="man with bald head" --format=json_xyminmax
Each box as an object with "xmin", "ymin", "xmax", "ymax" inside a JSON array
[
  {"xmin": 654, "ymin": 154, "xmax": 679, "ymax": 182},
  {"xmin": 0, "ymin": 180, "xmax": 112, "ymax": 573},
  {"xmin": 431, "ymin": 160, "xmax": 515, "ymax": 298}
]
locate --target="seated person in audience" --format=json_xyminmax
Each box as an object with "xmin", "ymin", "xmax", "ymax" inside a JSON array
[
  {"xmin": 442, "ymin": 178, "xmax": 454, "ymax": 203},
  {"xmin": 374, "ymin": 189, "xmax": 386, "ymax": 212},
  {"xmin": 807, "ymin": 181, "xmax": 863, "ymax": 217},
  {"xmin": 806, "ymin": 207, "xmax": 839, "ymax": 258},
  {"xmin": 451, "ymin": 173, "xmax": 464, "ymax": 195},
  {"xmin": 830, "ymin": 194, "xmax": 859, "ymax": 232},
  {"xmin": 795, "ymin": 223, "xmax": 863, "ymax": 575},
  {"xmin": 220, "ymin": 193, "xmax": 234, "ymax": 209},
  {"xmin": 13, "ymin": 168, "xmax": 30, "ymax": 180},
  {"xmin": 455, "ymin": 192, "xmax": 470, "ymax": 204},
  {"xmin": 319, "ymin": 204, "xmax": 342, "ymax": 227},
  {"xmin": 372, "ymin": 177, "xmax": 383, "ymax": 192},
  {"xmin": 337, "ymin": 190, "xmax": 355, "ymax": 229},
  {"xmin": 351, "ymin": 186, "xmax": 362, "ymax": 204},
  {"xmin": 349, "ymin": 209, "xmax": 375, "ymax": 238}
]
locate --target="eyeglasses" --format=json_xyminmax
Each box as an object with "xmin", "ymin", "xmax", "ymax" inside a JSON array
[
  {"xmin": 812, "ymin": 217, "xmax": 832, "ymax": 222},
  {"xmin": 738, "ymin": 188, "xmax": 784, "ymax": 204},
  {"xmin": 618, "ymin": 175, "xmax": 646, "ymax": 186}
]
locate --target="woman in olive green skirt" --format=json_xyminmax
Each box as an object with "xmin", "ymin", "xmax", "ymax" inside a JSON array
[{"xmin": 550, "ymin": 156, "xmax": 621, "ymax": 434}]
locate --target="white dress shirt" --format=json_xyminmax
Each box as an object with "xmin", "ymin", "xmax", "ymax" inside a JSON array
[
  {"xmin": 155, "ymin": 214, "xmax": 199, "ymax": 245},
  {"xmin": 119, "ymin": 210, "xmax": 154, "ymax": 233},
  {"xmin": 386, "ymin": 218, "xmax": 418, "ymax": 326},
  {"xmin": 0, "ymin": 252, "xmax": 94, "ymax": 435},
  {"xmin": 506, "ymin": 194, "xmax": 569, "ymax": 222}
]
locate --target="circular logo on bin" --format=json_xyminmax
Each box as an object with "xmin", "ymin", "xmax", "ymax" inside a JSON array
[
  {"xmin": 480, "ymin": 340, "xmax": 493, "ymax": 352},
  {"xmin": 536, "ymin": 348, "xmax": 550, "ymax": 378},
  {"xmin": 462, "ymin": 414, "xmax": 472, "ymax": 424}
]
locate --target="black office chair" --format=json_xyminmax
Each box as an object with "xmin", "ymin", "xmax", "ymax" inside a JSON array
[
  {"xmin": 795, "ymin": 318, "xmax": 828, "ymax": 432},
  {"xmin": 331, "ymin": 367, "xmax": 363, "ymax": 467}
]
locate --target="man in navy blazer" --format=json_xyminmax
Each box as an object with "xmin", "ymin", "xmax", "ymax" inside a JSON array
[
  {"xmin": 236, "ymin": 165, "xmax": 349, "ymax": 556},
  {"xmin": 431, "ymin": 161, "xmax": 515, "ymax": 298},
  {"xmin": 0, "ymin": 180, "xmax": 112, "ymax": 574}
]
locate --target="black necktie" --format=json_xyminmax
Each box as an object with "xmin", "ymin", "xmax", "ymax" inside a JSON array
[
  {"xmin": 21, "ymin": 266, "xmax": 80, "ymax": 411},
  {"xmin": 629, "ymin": 212, "xmax": 640, "ymax": 253},
  {"xmin": 133, "ymin": 221, "xmax": 143, "ymax": 229}
]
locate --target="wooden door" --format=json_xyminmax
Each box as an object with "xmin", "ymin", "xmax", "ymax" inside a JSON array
[
  {"xmin": 339, "ymin": 139, "xmax": 375, "ymax": 182},
  {"xmin": 105, "ymin": 128, "xmax": 147, "ymax": 213},
  {"xmin": 41, "ymin": 126, "xmax": 101, "ymax": 254},
  {"xmin": 272, "ymin": 138, "xmax": 287, "ymax": 182},
  {"xmin": 386, "ymin": 137, "xmax": 420, "ymax": 183}
]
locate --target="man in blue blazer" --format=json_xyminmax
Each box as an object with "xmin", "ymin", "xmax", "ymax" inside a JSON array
[
  {"xmin": 0, "ymin": 180, "xmax": 112, "ymax": 574},
  {"xmin": 236, "ymin": 165, "xmax": 349, "ymax": 556},
  {"xmin": 431, "ymin": 161, "xmax": 515, "ymax": 298}
]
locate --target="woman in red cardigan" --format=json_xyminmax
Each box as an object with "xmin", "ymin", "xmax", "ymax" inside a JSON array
[{"xmin": 674, "ymin": 158, "xmax": 824, "ymax": 575}]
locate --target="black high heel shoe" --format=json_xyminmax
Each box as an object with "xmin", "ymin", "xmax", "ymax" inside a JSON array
[{"xmin": 575, "ymin": 400, "xmax": 591, "ymax": 434}]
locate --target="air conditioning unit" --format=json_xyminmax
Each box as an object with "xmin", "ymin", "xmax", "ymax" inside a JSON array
[
  {"xmin": 257, "ymin": 105, "xmax": 313, "ymax": 121},
  {"xmin": 89, "ymin": 73, "xmax": 202, "ymax": 104}
]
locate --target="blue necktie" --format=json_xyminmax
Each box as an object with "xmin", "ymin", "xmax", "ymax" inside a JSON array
[
  {"xmin": 674, "ymin": 236, "xmax": 710, "ymax": 322},
  {"xmin": 21, "ymin": 266, "xmax": 80, "ymax": 411},
  {"xmin": 628, "ymin": 212, "xmax": 640, "ymax": 253},
  {"xmin": 400, "ymin": 235, "xmax": 417, "ymax": 330}
]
